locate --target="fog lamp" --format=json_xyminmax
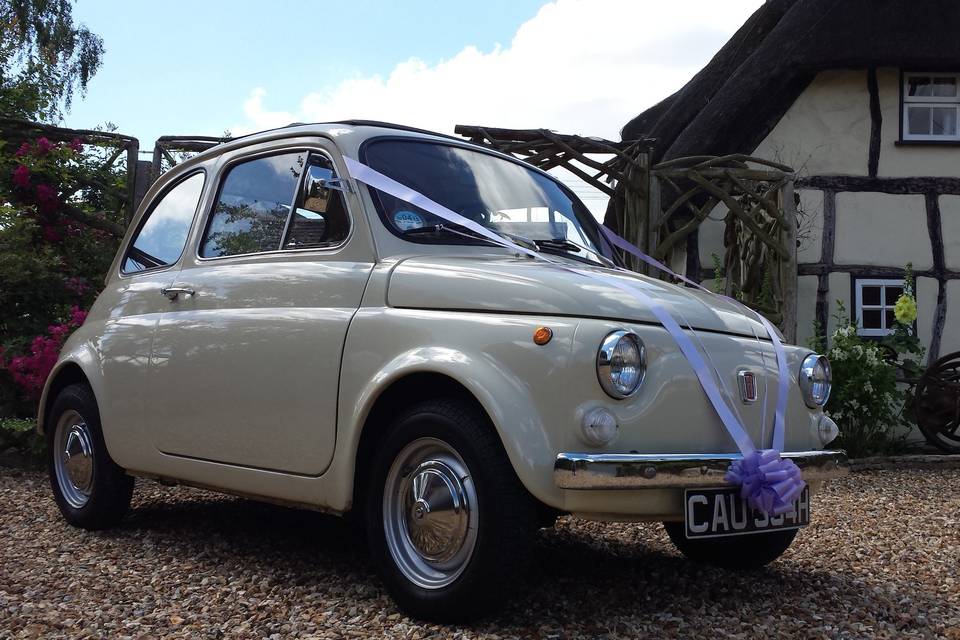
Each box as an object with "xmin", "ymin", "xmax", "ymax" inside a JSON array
[{"xmin": 580, "ymin": 407, "xmax": 619, "ymax": 447}]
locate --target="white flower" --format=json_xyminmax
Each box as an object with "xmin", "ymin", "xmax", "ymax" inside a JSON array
[
  {"xmin": 852, "ymin": 345, "xmax": 864, "ymax": 358},
  {"xmin": 863, "ymin": 382, "xmax": 873, "ymax": 393},
  {"xmin": 830, "ymin": 348, "xmax": 846, "ymax": 361}
]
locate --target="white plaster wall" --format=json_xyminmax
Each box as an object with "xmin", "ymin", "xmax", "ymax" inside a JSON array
[
  {"xmin": 795, "ymin": 275, "xmax": 820, "ymax": 347},
  {"xmin": 938, "ymin": 196, "xmax": 960, "ymax": 270},
  {"xmin": 834, "ymin": 192, "xmax": 932, "ymax": 270},
  {"xmin": 697, "ymin": 203, "xmax": 726, "ymax": 267},
  {"xmin": 796, "ymin": 189, "xmax": 824, "ymax": 264},
  {"xmin": 916, "ymin": 276, "xmax": 939, "ymax": 349},
  {"xmin": 826, "ymin": 272, "xmax": 851, "ymax": 336},
  {"xmin": 941, "ymin": 281, "xmax": 960, "ymax": 356},
  {"xmin": 753, "ymin": 71, "xmax": 870, "ymax": 176},
  {"xmin": 877, "ymin": 67, "xmax": 960, "ymax": 177}
]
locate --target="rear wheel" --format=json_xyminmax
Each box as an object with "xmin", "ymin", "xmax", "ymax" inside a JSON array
[
  {"xmin": 663, "ymin": 522, "xmax": 797, "ymax": 569},
  {"xmin": 366, "ymin": 399, "xmax": 537, "ymax": 622},
  {"xmin": 47, "ymin": 384, "xmax": 134, "ymax": 530}
]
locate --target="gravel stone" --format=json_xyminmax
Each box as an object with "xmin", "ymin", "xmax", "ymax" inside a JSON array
[{"xmin": 1, "ymin": 467, "xmax": 957, "ymax": 639}]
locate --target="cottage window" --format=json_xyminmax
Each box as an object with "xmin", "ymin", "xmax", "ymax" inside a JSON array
[
  {"xmin": 902, "ymin": 73, "xmax": 960, "ymax": 141},
  {"xmin": 854, "ymin": 279, "xmax": 906, "ymax": 337}
]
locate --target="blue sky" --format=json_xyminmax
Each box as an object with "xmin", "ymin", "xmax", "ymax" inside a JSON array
[
  {"xmin": 63, "ymin": 0, "xmax": 762, "ymax": 208},
  {"xmin": 65, "ymin": 0, "xmax": 550, "ymax": 145}
]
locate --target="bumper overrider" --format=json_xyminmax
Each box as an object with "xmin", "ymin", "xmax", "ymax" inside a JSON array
[{"xmin": 554, "ymin": 450, "xmax": 849, "ymax": 490}]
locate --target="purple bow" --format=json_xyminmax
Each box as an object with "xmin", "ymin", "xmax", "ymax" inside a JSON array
[{"xmin": 725, "ymin": 449, "xmax": 806, "ymax": 516}]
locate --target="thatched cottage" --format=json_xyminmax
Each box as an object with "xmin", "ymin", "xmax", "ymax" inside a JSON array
[{"xmin": 620, "ymin": 0, "xmax": 960, "ymax": 358}]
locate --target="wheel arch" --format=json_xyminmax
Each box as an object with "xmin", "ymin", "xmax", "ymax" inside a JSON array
[
  {"xmin": 38, "ymin": 360, "xmax": 94, "ymax": 435},
  {"xmin": 352, "ymin": 372, "xmax": 492, "ymax": 510}
]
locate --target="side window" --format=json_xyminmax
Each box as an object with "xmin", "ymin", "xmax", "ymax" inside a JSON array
[
  {"xmin": 200, "ymin": 152, "xmax": 305, "ymax": 258},
  {"xmin": 123, "ymin": 172, "xmax": 205, "ymax": 274},
  {"xmin": 284, "ymin": 153, "xmax": 350, "ymax": 249}
]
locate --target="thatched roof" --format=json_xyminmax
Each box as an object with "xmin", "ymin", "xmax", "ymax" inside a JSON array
[{"xmin": 623, "ymin": 0, "xmax": 960, "ymax": 162}]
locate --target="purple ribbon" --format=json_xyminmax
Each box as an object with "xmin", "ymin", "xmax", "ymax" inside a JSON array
[
  {"xmin": 341, "ymin": 156, "xmax": 806, "ymax": 515},
  {"xmin": 725, "ymin": 449, "xmax": 805, "ymax": 515}
]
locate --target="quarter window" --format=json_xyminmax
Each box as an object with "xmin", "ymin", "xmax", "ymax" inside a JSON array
[
  {"xmin": 200, "ymin": 152, "xmax": 306, "ymax": 258},
  {"xmin": 123, "ymin": 172, "xmax": 205, "ymax": 274},
  {"xmin": 902, "ymin": 72, "xmax": 960, "ymax": 141},
  {"xmin": 854, "ymin": 279, "xmax": 906, "ymax": 337},
  {"xmin": 283, "ymin": 154, "xmax": 350, "ymax": 249}
]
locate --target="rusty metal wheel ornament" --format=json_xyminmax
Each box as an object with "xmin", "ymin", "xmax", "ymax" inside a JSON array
[{"xmin": 914, "ymin": 351, "xmax": 960, "ymax": 453}]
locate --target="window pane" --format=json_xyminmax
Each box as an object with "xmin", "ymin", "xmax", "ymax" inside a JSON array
[
  {"xmin": 885, "ymin": 309, "xmax": 896, "ymax": 328},
  {"xmin": 200, "ymin": 152, "xmax": 305, "ymax": 258},
  {"xmin": 124, "ymin": 172, "xmax": 204, "ymax": 273},
  {"xmin": 932, "ymin": 107, "xmax": 957, "ymax": 135},
  {"xmin": 885, "ymin": 286, "xmax": 904, "ymax": 305},
  {"xmin": 933, "ymin": 77, "xmax": 958, "ymax": 97},
  {"xmin": 908, "ymin": 106, "xmax": 932, "ymax": 135},
  {"xmin": 862, "ymin": 309, "xmax": 882, "ymax": 329},
  {"xmin": 284, "ymin": 153, "xmax": 350, "ymax": 249},
  {"xmin": 861, "ymin": 285, "xmax": 881, "ymax": 306},
  {"xmin": 908, "ymin": 76, "xmax": 932, "ymax": 96}
]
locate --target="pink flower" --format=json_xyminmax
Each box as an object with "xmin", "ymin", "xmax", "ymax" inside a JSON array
[
  {"xmin": 69, "ymin": 306, "xmax": 88, "ymax": 327},
  {"xmin": 41, "ymin": 225, "xmax": 63, "ymax": 243},
  {"xmin": 36, "ymin": 137, "xmax": 55, "ymax": 155},
  {"xmin": 35, "ymin": 183, "xmax": 60, "ymax": 213},
  {"xmin": 12, "ymin": 165, "xmax": 31, "ymax": 189},
  {"xmin": 14, "ymin": 142, "xmax": 32, "ymax": 157},
  {"xmin": 64, "ymin": 276, "xmax": 88, "ymax": 295},
  {"xmin": 70, "ymin": 137, "xmax": 84, "ymax": 153}
]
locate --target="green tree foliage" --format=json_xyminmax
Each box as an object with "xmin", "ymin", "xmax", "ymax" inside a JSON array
[{"xmin": 0, "ymin": 0, "xmax": 104, "ymax": 120}]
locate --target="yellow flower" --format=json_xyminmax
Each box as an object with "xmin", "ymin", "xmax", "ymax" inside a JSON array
[{"xmin": 894, "ymin": 294, "xmax": 917, "ymax": 324}]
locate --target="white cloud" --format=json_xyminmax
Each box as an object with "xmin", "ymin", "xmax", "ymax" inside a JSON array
[{"xmin": 234, "ymin": 0, "xmax": 762, "ymax": 141}]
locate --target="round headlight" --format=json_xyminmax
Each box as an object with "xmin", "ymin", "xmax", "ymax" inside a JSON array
[
  {"xmin": 597, "ymin": 330, "xmax": 645, "ymax": 399},
  {"xmin": 799, "ymin": 354, "xmax": 832, "ymax": 408}
]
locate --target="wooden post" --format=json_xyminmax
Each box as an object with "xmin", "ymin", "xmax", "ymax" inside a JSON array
[
  {"xmin": 124, "ymin": 139, "xmax": 139, "ymax": 226},
  {"xmin": 781, "ymin": 179, "xmax": 799, "ymax": 343}
]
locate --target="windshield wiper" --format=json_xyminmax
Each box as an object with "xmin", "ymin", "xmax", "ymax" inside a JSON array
[
  {"xmin": 534, "ymin": 238, "xmax": 617, "ymax": 268},
  {"xmin": 402, "ymin": 223, "xmax": 538, "ymax": 253}
]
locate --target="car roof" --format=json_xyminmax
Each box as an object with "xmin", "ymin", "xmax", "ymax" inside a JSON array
[{"xmin": 186, "ymin": 120, "xmax": 471, "ymax": 165}]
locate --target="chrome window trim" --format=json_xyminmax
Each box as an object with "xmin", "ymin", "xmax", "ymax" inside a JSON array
[{"xmin": 118, "ymin": 168, "xmax": 207, "ymax": 279}]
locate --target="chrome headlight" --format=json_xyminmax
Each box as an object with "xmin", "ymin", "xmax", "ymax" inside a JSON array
[
  {"xmin": 597, "ymin": 330, "xmax": 645, "ymax": 399},
  {"xmin": 799, "ymin": 354, "xmax": 832, "ymax": 408}
]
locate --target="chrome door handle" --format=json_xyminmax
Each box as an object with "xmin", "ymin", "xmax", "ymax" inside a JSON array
[{"xmin": 161, "ymin": 286, "xmax": 195, "ymax": 301}]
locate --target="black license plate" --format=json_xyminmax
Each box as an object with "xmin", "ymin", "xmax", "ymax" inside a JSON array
[{"xmin": 683, "ymin": 486, "xmax": 810, "ymax": 539}]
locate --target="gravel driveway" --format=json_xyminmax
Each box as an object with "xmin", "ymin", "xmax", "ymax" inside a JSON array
[{"xmin": 1, "ymin": 466, "xmax": 958, "ymax": 639}]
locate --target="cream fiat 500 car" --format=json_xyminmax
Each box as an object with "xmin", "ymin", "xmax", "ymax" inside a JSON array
[{"xmin": 40, "ymin": 121, "xmax": 846, "ymax": 621}]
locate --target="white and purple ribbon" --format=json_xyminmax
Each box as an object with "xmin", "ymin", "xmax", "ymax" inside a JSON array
[{"xmin": 342, "ymin": 156, "xmax": 805, "ymax": 515}]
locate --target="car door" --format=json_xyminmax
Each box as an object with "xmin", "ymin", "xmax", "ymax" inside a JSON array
[
  {"xmin": 146, "ymin": 142, "xmax": 375, "ymax": 476},
  {"xmin": 94, "ymin": 171, "xmax": 207, "ymax": 466}
]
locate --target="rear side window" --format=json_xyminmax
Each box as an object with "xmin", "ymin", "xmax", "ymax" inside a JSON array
[
  {"xmin": 200, "ymin": 152, "xmax": 305, "ymax": 258},
  {"xmin": 123, "ymin": 172, "xmax": 205, "ymax": 274}
]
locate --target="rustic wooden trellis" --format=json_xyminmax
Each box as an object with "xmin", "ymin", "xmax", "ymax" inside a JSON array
[
  {"xmin": 1, "ymin": 117, "xmax": 140, "ymax": 225},
  {"xmin": 455, "ymin": 125, "xmax": 799, "ymax": 340},
  {"xmin": 151, "ymin": 135, "xmax": 230, "ymax": 180},
  {"xmin": 650, "ymin": 154, "xmax": 798, "ymax": 334}
]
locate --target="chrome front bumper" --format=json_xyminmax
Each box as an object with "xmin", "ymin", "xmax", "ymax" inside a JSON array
[{"xmin": 554, "ymin": 450, "xmax": 849, "ymax": 490}]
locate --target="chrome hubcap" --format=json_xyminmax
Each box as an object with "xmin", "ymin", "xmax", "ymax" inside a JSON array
[
  {"xmin": 383, "ymin": 438, "xmax": 478, "ymax": 589},
  {"xmin": 53, "ymin": 410, "xmax": 94, "ymax": 508}
]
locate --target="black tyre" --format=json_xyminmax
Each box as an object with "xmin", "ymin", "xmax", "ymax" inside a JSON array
[
  {"xmin": 366, "ymin": 398, "xmax": 537, "ymax": 622},
  {"xmin": 47, "ymin": 383, "xmax": 134, "ymax": 530},
  {"xmin": 663, "ymin": 522, "xmax": 798, "ymax": 569}
]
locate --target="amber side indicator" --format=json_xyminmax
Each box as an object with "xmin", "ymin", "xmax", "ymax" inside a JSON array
[{"xmin": 533, "ymin": 326, "xmax": 553, "ymax": 345}]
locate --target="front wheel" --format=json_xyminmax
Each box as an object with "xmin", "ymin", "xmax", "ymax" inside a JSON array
[
  {"xmin": 663, "ymin": 522, "xmax": 798, "ymax": 569},
  {"xmin": 366, "ymin": 399, "xmax": 537, "ymax": 622}
]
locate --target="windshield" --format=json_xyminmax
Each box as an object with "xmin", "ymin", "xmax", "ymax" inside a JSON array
[{"xmin": 362, "ymin": 139, "xmax": 613, "ymax": 265}]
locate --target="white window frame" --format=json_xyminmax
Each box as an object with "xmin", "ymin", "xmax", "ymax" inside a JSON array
[
  {"xmin": 902, "ymin": 72, "xmax": 960, "ymax": 142},
  {"xmin": 854, "ymin": 278, "xmax": 906, "ymax": 337}
]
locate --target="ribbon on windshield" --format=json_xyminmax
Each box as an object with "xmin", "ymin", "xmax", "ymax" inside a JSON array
[{"xmin": 342, "ymin": 156, "xmax": 804, "ymax": 515}]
